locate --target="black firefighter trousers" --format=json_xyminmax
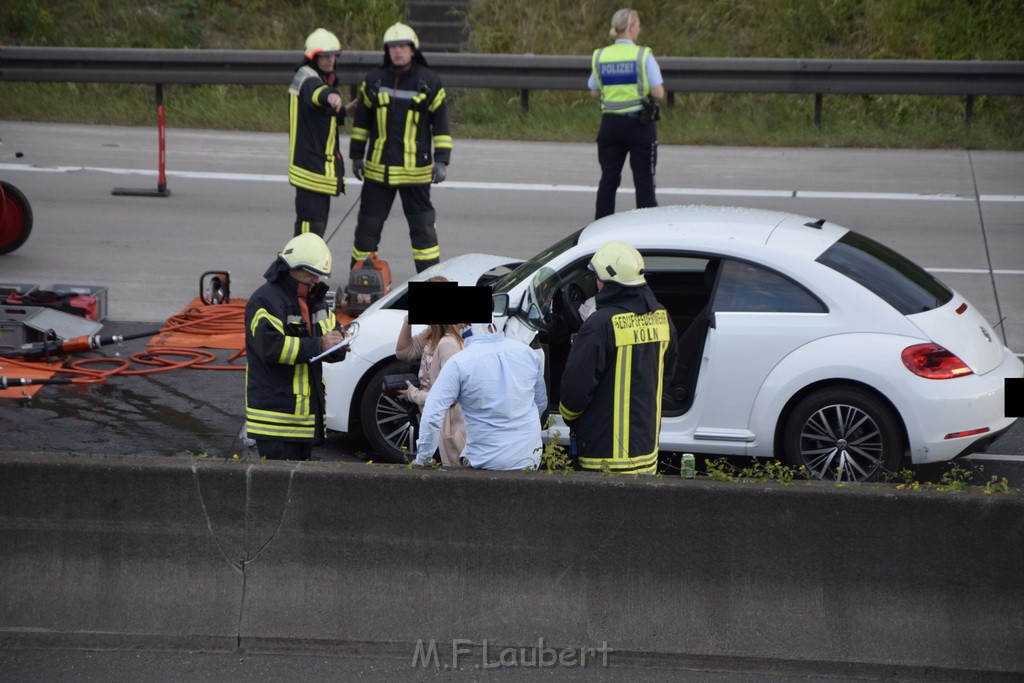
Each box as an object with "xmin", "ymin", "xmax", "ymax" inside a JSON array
[{"xmin": 352, "ymin": 180, "xmax": 440, "ymax": 273}]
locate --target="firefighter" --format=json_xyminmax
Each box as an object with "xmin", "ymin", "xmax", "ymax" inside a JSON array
[
  {"xmin": 349, "ymin": 22, "xmax": 452, "ymax": 273},
  {"xmin": 589, "ymin": 9, "xmax": 666, "ymax": 220},
  {"xmin": 244, "ymin": 233, "xmax": 350, "ymax": 460},
  {"xmin": 288, "ymin": 28, "xmax": 355, "ymax": 238},
  {"xmin": 558, "ymin": 241, "xmax": 677, "ymax": 474}
]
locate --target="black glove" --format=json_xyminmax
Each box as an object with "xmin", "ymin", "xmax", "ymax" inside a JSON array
[
  {"xmin": 352, "ymin": 159, "xmax": 364, "ymax": 181},
  {"xmin": 431, "ymin": 162, "xmax": 447, "ymax": 184}
]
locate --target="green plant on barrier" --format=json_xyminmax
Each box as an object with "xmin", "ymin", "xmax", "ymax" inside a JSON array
[
  {"xmin": 539, "ymin": 418, "xmax": 574, "ymax": 475},
  {"xmin": 936, "ymin": 464, "xmax": 974, "ymax": 492},
  {"xmin": 704, "ymin": 458, "xmax": 736, "ymax": 482},
  {"xmin": 185, "ymin": 448, "xmax": 209, "ymax": 459},
  {"xmin": 884, "ymin": 468, "xmax": 918, "ymax": 486},
  {"xmin": 703, "ymin": 458, "xmax": 806, "ymax": 484},
  {"xmin": 983, "ymin": 476, "xmax": 1012, "ymax": 495}
]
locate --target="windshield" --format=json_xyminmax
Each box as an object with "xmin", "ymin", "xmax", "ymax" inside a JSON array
[
  {"xmin": 490, "ymin": 230, "xmax": 582, "ymax": 294},
  {"xmin": 816, "ymin": 231, "xmax": 952, "ymax": 315}
]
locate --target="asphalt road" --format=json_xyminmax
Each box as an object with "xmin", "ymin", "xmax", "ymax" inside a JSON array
[
  {"xmin": 1, "ymin": 121, "xmax": 1022, "ymax": 482},
  {"xmin": 2, "ymin": 122, "xmax": 1023, "ymax": 680}
]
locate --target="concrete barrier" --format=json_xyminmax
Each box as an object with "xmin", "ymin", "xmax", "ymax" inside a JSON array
[{"xmin": 1, "ymin": 452, "xmax": 1021, "ymax": 679}]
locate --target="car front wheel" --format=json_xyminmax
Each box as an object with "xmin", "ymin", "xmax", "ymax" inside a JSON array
[
  {"xmin": 359, "ymin": 361, "xmax": 419, "ymax": 463},
  {"xmin": 782, "ymin": 386, "xmax": 904, "ymax": 482}
]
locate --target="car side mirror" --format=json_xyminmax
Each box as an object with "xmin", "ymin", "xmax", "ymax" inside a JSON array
[{"xmin": 492, "ymin": 293, "xmax": 509, "ymax": 317}]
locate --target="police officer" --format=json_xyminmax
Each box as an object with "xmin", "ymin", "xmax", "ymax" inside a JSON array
[
  {"xmin": 349, "ymin": 22, "xmax": 452, "ymax": 273},
  {"xmin": 288, "ymin": 28, "xmax": 355, "ymax": 237},
  {"xmin": 244, "ymin": 233, "xmax": 350, "ymax": 460},
  {"xmin": 558, "ymin": 241, "xmax": 677, "ymax": 474},
  {"xmin": 589, "ymin": 9, "xmax": 666, "ymax": 220}
]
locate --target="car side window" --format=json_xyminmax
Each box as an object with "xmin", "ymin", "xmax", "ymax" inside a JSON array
[{"xmin": 712, "ymin": 260, "xmax": 825, "ymax": 313}]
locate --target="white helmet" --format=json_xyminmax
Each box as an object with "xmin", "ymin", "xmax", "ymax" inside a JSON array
[
  {"xmin": 304, "ymin": 28, "xmax": 341, "ymax": 60},
  {"xmin": 280, "ymin": 233, "xmax": 333, "ymax": 277},
  {"xmin": 589, "ymin": 240, "xmax": 646, "ymax": 286},
  {"xmin": 383, "ymin": 22, "xmax": 419, "ymax": 49}
]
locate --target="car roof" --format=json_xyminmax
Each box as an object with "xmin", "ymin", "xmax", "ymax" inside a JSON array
[{"xmin": 577, "ymin": 205, "xmax": 848, "ymax": 260}]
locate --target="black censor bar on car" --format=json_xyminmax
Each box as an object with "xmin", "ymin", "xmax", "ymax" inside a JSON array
[{"xmin": 1007, "ymin": 377, "xmax": 1024, "ymax": 418}]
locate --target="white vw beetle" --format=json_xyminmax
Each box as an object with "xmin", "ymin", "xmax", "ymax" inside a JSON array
[{"xmin": 323, "ymin": 205, "xmax": 1021, "ymax": 481}]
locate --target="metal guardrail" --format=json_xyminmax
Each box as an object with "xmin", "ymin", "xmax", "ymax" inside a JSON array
[{"xmin": 2, "ymin": 46, "xmax": 1022, "ymax": 125}]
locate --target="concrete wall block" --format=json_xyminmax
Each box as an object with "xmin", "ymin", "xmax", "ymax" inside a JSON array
[{"xmin": 1, "ymin": 454, "xmax": 1021, "ymax": 677}]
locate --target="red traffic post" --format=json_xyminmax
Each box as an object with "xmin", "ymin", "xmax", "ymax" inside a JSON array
[{"xmin": 112, "ymin": 83, "xmax": 171, "ymax": 198}]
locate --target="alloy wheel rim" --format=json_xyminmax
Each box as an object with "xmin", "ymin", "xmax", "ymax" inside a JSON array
[
  {"xmin": 799, "ymin": 403, "xmax": 884, "ymax": 481},
  {"xmin": 376, "ymin": 394, "xmax": 417, "ymax": 458}
]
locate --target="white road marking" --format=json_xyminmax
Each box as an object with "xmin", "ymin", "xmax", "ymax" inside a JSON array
[
  {"xmin": 2, "ymin": 162, "xmax": 1023, "ymax": 203},
  {"xmin": 966, "ymin": 453, "xmax": 1024, "ymax": 462}
]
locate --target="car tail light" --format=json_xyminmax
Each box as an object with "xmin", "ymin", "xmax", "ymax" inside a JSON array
[
  {"xmin": 944, "ymin": 427, "xmax": 990, "ymax": 440},
  {"xmin": 901, "ymin": 344, "xmax": 974, "ymax": 379}
]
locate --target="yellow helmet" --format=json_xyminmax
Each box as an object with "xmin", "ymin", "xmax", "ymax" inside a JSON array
[
  {"xmin": 383, "ymin": 22, "xmax": 419, "ymax": 49},
  {"xmin": 589, "ymin": 240, "xmax": 646, "ymax": 286},
  {"xmin": 304, "ymin": 28, "xmax": 341, "ymax": 60},
  {"xmin": 280, "ymin": 233, "xmax": 333, "ymax": 277}
]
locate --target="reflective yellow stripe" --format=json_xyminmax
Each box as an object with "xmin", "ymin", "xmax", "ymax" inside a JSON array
[
  {"xmin": 412, "ymin": 245, "xmax": 440, "ymax": 262},
  {"xmin": 279, "ymin": 336, "xmax": 300, "ymax": 365},
  {"xmin": 433, "ymin": 134, "xmax": 452, "ymax": 150},
  {"xmin": 654, "ymin": 338, "xmax": 668, "ymax": 443},
  {"xmin": 293, "ymin": 363, "xmax": 309, "ymax": 416},
  {"xmin": 579, "ymin": 453, "xmax": 657, "ymax": 474},
  {"xmin": 351, "ymin": 126, "xmax": 370, "ymax": 142},
  {"xmin": 370, "ymin": 98, "xmax": 388, "ymax": 163},
  {"xmin": 559, "ymin": 402, "xmax": 582, "ymax": 421},
  {"xmin": 246, "ymin": 407, "xmax": 315, "ymax": 425},
  {"xmin": 288, "ymin": 95, "xmax": 299, "ymax": 165},
  {"xmin": 251, "ymin": 308, "xmax": 284, "ymax": 336},
  {"xmin": 352, "ymin": 247, "xmax": 373, "ymax": 262},
  {"xmin": 428, "ymin": 88, "xmax": 447, "ymax": 112},
  {"xmin": 612, "ymin": 344, "xmax": 632, "ymax": 459},
  {"xmin": 404, "ymin": 109, "xmax": 418, "ymax": 168}
]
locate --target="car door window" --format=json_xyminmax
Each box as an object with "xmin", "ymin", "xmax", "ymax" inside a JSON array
[{"xmin": 713, "ymin": 260, "xmax": 825, "ymax": 313}]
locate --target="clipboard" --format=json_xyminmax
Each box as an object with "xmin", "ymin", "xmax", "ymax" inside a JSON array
[{"xmin": 311, "ymin": 326, "xmax": 358, "ymax": 362}]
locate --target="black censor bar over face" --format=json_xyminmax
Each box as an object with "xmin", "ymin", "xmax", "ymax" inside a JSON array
[
  {"xmin": 1007, "ymin": 377, "xmax": 1024, "ymax": 418},
  {"xmin": 407, "ymin": 281, "xmax": 493, "ymax": 325}
]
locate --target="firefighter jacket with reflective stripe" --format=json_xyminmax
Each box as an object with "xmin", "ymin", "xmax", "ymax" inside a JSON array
[
  {"xmin": 349, "ymin": 62, "xmax": 452, "ymax": 186},
  {"xmin": 592, "ymin": 42, "xmax": 652, "ymax": 114},
  {"xmin": 288, "ymin": 64, "xmax": 345, "ymax": 196},
  {"xmin": 244, "ymin": 258, "xmax": 346, "ymax": 443},
  {"xmin": 559, "ymin": 282, "xmax": 677, "ymax": 473}
]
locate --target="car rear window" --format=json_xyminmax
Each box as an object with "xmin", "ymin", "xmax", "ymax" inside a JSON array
[{"xmin": 816, "ymin": 231, "xmax": 952, "ymax": 315}]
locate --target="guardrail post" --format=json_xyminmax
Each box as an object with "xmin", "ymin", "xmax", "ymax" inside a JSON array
[
  {"xmin": 965, "ymin": 95, "xmax": 974, "ymax": 130},
  {"xmin": 813, "ymin": 93, "xmax": 823, "ymax": 129},
  {"xmin": 520, "ymin": 88, "xmax": 529, "ymax": 114}
]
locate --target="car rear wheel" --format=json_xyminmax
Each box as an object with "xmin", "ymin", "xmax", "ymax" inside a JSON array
[
  {"xmin": 0, "ymin": 181, "xmax": 33, "ymax": 255},
  {"xmin": 782, "ymin": 386, "xmax": 904, "ymax": 482},
  {"xmin": 359, "ymin": 360, "xmax": 419, "ymax": 463}
]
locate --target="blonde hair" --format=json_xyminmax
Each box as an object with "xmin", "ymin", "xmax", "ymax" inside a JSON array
[
  {"xmin": 609, "ymin": 9, "xmax": 639, "ymax": 38},
  {"xmin": 421, "ymin": 275, "xmax": 465, "ymax": 352}
]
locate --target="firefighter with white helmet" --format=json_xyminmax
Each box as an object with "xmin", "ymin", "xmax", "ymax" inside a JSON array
[
  {"xmin": 559, "ymin": 240, "xmax": 677, "ymax": 474},
  {"xmin": 348, "ymin": 21, "xmax": 452, "ymax": 274},
  {"xmin": 288, "ymin": 28, "xmax": 355, "ymax": 238},
  {"xmin": 244, "ymin": 233, "xmax": 351, "ymax": 460}
]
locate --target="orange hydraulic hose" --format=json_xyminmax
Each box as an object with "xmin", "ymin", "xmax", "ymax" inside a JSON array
[{"xmin": 2, "ymin": 301, "xmax": 249, "ymax": 386}]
